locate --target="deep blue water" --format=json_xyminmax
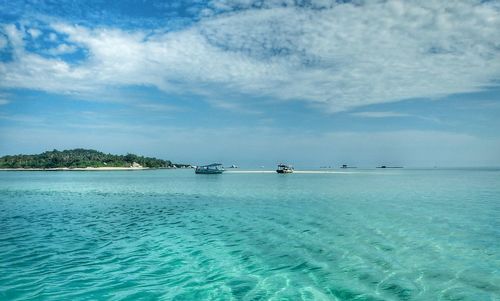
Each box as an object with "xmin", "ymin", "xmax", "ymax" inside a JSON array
[{"xmin": 0, "ymin": 169, "xmax": 499, "ymax": 300}]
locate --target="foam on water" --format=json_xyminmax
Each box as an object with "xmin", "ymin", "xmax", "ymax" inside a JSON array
[{"xmin": 0, "ymin": 169, "xmax": 499, "ymax": 300}]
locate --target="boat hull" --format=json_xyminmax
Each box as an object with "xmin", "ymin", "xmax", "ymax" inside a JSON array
[
  {"xmin": 195, "ymin": 169, "xmax": 224, "ymax": 174},
  {"xmin": 276, "ymin": 169, "xmax": 293, "ymax": 174}
]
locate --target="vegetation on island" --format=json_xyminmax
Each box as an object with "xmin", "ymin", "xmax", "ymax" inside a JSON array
[{"xmin": 0, "ymin": 149, "xmax": 188, "ymax": 169}]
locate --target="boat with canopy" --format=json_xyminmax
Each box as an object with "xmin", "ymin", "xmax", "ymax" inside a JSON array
[{"xmin": 195, "ymin": 163, "xmax": 225, "ymax": 174}]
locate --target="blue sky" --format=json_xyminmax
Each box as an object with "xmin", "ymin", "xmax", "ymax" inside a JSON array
[{"xmin": 0, "ymin": 0, "xmax": 499, "ymax": 167}]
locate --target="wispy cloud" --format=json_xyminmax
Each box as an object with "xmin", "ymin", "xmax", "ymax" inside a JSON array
[
  {"xmin": 134, "ymin": 102, "xmax": 180, "ymax": 112},
  {"xmin": 0, "ymin": 1, "xmax": 499, "ymax": 112},
  {"xmin": 351, "ymin": 111, "xmax": 411, "ymax": 118},
  {"xmin": 0, "ymin": 93, "xmax": 11, "ymax": 105},
  {"xmin": 0, "ymin": 113, "xmax": 44, "ymax": 123},
  {"xmin": 46, "ymin": 43, "xmax": 77, "ymax": 55},
  {"xmin": 27, "ymin": 28, "xmax": 41, "ymax": 39},
  {"xmin": 0, "ymin": 34, "xmax": 7, "ymax": 49},
  {"xmin": 207, "ymin": 99, "xmax": 262, "ymax": 114}
]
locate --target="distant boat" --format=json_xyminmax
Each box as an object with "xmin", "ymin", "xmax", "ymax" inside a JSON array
[
  {"xmin": 276, "ymin": 164, "xmax": 293, "ymax": 174},
  {"xmin": 229, "ymin": 164, "xmax": 238, "ymax": 168},
  {"xmin": 195, "ymin": 163, "xmax": 225, "ymax": 174},
  {"xmin": 377, "ymin": 165, "xmax": 403, "ymax": 169},
  {"xmin": 341, "ymin": 164, "xmax": 357, "ymax": 169}
]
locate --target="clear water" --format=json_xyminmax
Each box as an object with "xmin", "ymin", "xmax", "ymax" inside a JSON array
[{"xmin": 0, "ymin": 169, "xmax": 499, "ymax": 300}]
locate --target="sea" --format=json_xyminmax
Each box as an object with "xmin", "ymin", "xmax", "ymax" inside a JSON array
[{"xmin": 0, "ymin": 168, "xmax": 499, "ymax": 300}]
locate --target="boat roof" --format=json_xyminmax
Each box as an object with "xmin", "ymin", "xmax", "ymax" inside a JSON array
[{"xmin": 199, "ymin": 163, "xmax": 223, "ymax": 167}]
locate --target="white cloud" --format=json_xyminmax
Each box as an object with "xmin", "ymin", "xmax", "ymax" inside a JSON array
[
  {"xmin": 27, "ymin": 28, "xmax": 42, "ymax": 38},
  {"xmin": 46, "ymin": 43, "xmax": 77, "ymax": 55},
  {"xmin": 3, "ymin": 24, "xmax": 24, "ymax": 50},
  {"xmin": 0, "ymin": 34, "xmax": 7, "ymax": 49},
  {"xmin": 0, "ymin": 1, "xmax": 499, "ymax": 111}
]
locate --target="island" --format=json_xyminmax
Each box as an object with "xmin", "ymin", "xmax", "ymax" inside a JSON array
[{"xmin": 0, "ymin": 149, "xmax": 190, "ymax": 170}]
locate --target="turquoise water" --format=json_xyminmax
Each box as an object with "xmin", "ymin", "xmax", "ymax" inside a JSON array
[{"xmin": 0, "ymin": 169, "xmax": 499, "ymax": 300}]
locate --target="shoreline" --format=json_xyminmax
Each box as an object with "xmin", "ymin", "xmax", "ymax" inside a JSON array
[{"xmin": 0, "ymin": 167, "xmax": 152, "ymax": 171}]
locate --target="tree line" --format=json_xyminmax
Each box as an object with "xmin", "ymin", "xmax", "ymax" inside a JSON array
[{"xmin": 0, "ymin": 149, "xmax": 175, "ymax": 168}]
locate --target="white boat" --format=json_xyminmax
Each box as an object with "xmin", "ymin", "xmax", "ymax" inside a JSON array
[
  {"xmin": 276, "ymin": 164, "xmax": 293, "ymax": 173},
  {"xmin": 195, "ymin": 163, "xmax": 225, "ymax": 174}
]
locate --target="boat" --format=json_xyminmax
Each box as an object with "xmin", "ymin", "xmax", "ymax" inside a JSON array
[
  {"xmin": 195, "ymin": 163, "xmax": 225, "ymax": 174},
  {"xmin": 276, "ymin": 164, "xmax": 293, "ymax": 174},
  {"xmin": 376, "ymin": 165, "xmax": 403, "ymax": 169},
  {"xmin": 340, "ymin": 164, "xmax": 357, "ymax": 169}
]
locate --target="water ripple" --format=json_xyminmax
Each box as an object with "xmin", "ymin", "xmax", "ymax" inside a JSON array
[{"xmin": 1, "ymin": 169, "xmax": 499, "ymax": 300}]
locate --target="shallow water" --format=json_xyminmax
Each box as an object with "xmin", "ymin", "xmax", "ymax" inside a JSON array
[{"xmin": 0, "ymin": 169, "xmax": 499, "ymax": 300}]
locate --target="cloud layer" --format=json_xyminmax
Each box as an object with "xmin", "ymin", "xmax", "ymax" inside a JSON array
[{"xmin": 1, "ymin": 1, "xmax": 499, "ymax": 112}]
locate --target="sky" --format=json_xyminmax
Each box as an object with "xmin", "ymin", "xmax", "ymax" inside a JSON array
[{"xmin": 0, "ymin": 0, "xmax": 499, "ymax": 167}]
